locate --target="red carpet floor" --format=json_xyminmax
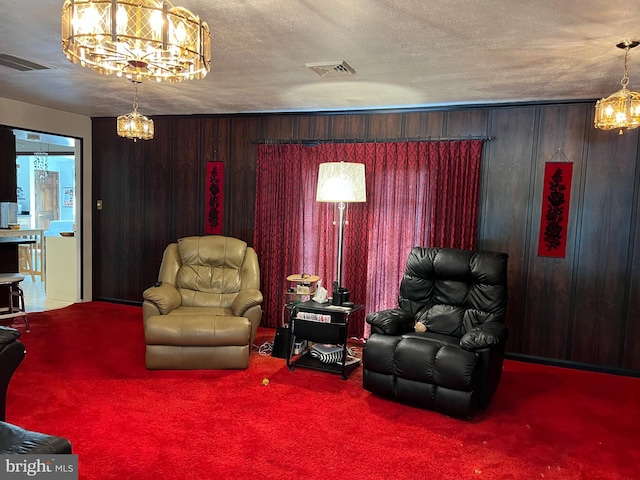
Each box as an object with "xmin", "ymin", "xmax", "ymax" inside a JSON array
[{"xmin": 5, "ymin": 302, "xmax": 640, "ymax": 479}]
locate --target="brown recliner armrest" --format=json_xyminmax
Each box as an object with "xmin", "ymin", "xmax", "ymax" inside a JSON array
[
  {"xmin": 142, "ymin": 283, "xmax": 182, "ymax": 315},
  {"xmin": 231, "ymin": 289, "xmax": 263, "ymax": 317}
]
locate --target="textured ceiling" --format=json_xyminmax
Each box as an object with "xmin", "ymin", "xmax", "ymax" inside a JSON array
[{"xmin": 1, "ymin": 0, "xmax": 640, "ymax": 118}]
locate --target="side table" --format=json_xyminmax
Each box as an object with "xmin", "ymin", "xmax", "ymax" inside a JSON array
[{"xmin": 286, "ymin": 300, "xmax": 363, "ymax": 380}]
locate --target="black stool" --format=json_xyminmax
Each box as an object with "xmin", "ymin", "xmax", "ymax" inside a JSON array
[{"xmin": 0, "ymin": 274, "xmax": 29, "ymax": 332}]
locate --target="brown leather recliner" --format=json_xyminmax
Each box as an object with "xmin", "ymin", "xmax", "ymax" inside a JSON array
[{"xmin": 142, "ymin": 235, "xmax": 263, "ymax": 370}]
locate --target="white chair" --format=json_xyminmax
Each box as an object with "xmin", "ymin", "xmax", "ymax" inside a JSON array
[{"xmin": 0, "ymin": 274, "xmax": 29, "ymax": 332}]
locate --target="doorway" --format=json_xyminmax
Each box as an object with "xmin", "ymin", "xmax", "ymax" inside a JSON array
[
  {"xmin": 35, "ymin": 170, "xmax": 60, "ymax": 229},
  {"xmin": 14, "ymin": 129, "xmax": 79, "ymax": 310}
]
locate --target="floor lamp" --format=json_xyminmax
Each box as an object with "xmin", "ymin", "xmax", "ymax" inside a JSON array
[{"xmin": 316, "ymin": 162, "xmax": 366, "ymax": 305}]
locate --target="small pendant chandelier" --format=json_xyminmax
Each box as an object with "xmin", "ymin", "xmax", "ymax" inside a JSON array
[
  {"xmin": 594, "ymin": 40, "xmax": 640, "ymax": 135},
  {"xmin": 117, "ymin": 82, "xmax": 154, "ymax": 141},
  {"xmin": 34, "ymin": 150, "xmax": 49, "ymax": 183}
]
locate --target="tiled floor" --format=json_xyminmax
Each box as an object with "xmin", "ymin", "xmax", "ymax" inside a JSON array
[{"xmin": 20, "ymin": 276, "xmax": 73, "ymax": 312}]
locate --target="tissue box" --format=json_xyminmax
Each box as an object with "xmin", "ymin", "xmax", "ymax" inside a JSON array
[{"xmin": 296, "ymin": 285, "xmax": 311, "ymax": 294}]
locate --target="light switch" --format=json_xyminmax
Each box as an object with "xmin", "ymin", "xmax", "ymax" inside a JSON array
[{"xmin": 96, "ymin": 199, "xmax": 103, "ymax": 210}]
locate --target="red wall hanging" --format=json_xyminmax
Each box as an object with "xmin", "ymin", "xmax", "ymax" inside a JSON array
[
  {"xmin": 538, "ymin": 160, "xmax": 573, "ymax": 258},
  {"xmin": 205, "ymin": 161, "xmax": 224, "ymax": 234}
]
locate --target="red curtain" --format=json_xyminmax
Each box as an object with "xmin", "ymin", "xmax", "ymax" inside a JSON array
[{"xmin": 254, "ymin": 140, "xmax": 483, "ymax": 337}]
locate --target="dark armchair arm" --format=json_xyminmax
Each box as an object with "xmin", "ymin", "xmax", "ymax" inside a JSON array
[
  {"xmin": 0, "ymin": 327, "xmax": 25, "ymax": 423},
  {"xmin": 366, "ymin": 308, "xmax": 415, "ymax": 336},
  {"xmin": 0, "ymin": 327, "xmax": 20, "ymax": 349},
  {"xmin": 460, "ymin": 322, "xmax": 509, "ymax": 351}
]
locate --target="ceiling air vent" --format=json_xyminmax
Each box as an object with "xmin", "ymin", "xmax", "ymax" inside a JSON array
[
  {"xmin": 0, "ymin": 53, "xmax": 51, "ymax": 72},
  {"xmin": 306, "ymin": 60, "xmax": 356, "ymax": 77}
]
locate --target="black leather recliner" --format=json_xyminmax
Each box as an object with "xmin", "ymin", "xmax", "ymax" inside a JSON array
[
  {"xmin": 0, "ymin": 326, "xmax": 72, "ymax": 453},
  {"xmin": 362, "ymin": 247, "xmax": 509, "ymax": 419}
]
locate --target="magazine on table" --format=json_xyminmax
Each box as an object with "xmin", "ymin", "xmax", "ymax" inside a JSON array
[{"xmin": 310, "ymin": 343, "xmax": 360, "ymax": 365}]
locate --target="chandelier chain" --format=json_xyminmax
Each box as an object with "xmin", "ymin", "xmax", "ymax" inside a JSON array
[
  {"xmin": 621, "ymin": 47, "xmax": 630, "ymax": 89},
  {"xmin": 133, "ymin": 83, "xmax": 139, "ymax": 112}
]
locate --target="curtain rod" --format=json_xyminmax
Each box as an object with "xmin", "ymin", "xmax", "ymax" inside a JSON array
[{"xmin": 251, "ymin": 135, "xmax": 494, "ymax": 145}]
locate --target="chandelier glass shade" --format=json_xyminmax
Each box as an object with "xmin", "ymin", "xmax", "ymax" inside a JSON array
[
  {"xmin": 117, "ymin": 109, "xmax": 154, "ymax": 141},
  {"xmin": 594, "ymin": 40, "xmax": 640, "ymax": 135},
  {"xmin": 61, "ymin": 0, "xmax": 211, "ymax": 83},
  {"xmin": 117, "ymin": 82, "xmax": 154, "ymax": 141}
]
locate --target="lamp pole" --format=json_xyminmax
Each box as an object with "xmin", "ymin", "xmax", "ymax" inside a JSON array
[{"xmin": 336, "ymin": 201, "xmax": 346, "ymax": 288}]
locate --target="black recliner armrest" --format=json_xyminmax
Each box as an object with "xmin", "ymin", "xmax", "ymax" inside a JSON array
[
  {"xmin": 0, "ymin": 422, "xmax": 72, "ymax": 454},
  {"xmin": 460, "ymin": 322, "xmax": 508, "ymax": 351},
  {"xmin": 366, "ymin": 308, "xmax": 415, "ymax": 336},
  {"xmin": 0, "ymin": 337, "xmax": 26, "ymax": 423},
  {"xmin": 0, "ymin": 327, "xmax": 20, "ymax": 350}
]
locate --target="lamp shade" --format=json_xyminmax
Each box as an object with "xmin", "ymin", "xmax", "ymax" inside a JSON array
[{"xmin": 316, "ymin": 162, "xmax": 366, "ymax": 203}]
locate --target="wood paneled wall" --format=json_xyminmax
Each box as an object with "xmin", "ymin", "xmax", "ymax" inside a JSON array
[
  {"xmin": 0, "ymin": 127, "xmax": 17, "ymax": 203},
  {"xmin": 91, "ymin": 102, "xmax": 640, "ymax": 373},
  {"xmin": 0, "ymin": 127, "xmax": 18, "ymax": 272}
]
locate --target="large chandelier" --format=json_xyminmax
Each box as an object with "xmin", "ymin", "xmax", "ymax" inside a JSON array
[
  {"xmin": 594, "ymin": 40, "xmax": 640, "ymax": 135},
  {"xmin": 117, "ymin": 82, "xmax": 154, "ymax": 141},
  {"xmin": 61, "ymin": 0, "xmax": 211, "ymax": 83}
]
